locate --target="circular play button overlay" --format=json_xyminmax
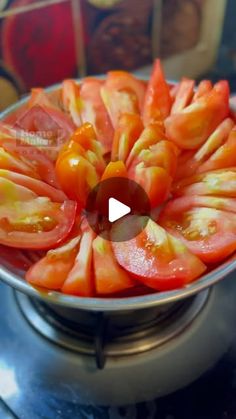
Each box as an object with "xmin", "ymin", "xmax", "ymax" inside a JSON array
[{"xmin": 85, "ymin": 177, "xmax": 150, "ymax": 241}]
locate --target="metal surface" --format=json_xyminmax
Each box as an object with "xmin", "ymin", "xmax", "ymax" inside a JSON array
[
  {"xmin": 1, "ymin": 274, "xmax": 236, "ymax": 410},
  {"xmin": 15, "ymin": 289, "xmax": 209, "ymax": 358},
  {"xmin": 0, "ymin": 82, "xmax": 236, "ymax": 312}
]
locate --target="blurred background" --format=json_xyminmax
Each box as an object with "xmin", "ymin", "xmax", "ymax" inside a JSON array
[{"xmin": 0, "ymin": 0, "xmax": 233, "ymax": 111}]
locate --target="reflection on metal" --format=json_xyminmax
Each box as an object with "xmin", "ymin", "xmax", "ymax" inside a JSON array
[
  {"xmin": 15, "ymin": 288, "xmax": 209, "ymax": 368},
  {"xmin": 0, "ymin": 0, "xmax": 69, "ymax": 19}
]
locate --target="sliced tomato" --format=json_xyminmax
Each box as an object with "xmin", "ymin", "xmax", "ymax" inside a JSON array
[
  {"xmin": 171, "ymin": 78, "xmax": 195, "ymax": 114},
  {"xmin": 0, "ymin": 122, "xmax": 59, "ymax": 187},
  {"xmin": 111, "ymin": 113, "xmax": 144, "ymax": 162},
  {"xmin": 159, "ymin": 198, "xmax": 236, "ymax": 263},
  {"xmin": 0, "ymin": 178, "xmax": 77, "ymax": 249},
  {"xmin": 0, "ymin": 169, "xmax": 67, "ymax": 202},
  {"xmin": 165, "ymin": 81, "xmax": 230, "ymax": 149},
  {"xmin": 192, "ymin": 80, "xmax": 213, "ymax": 102},
  {"xmin": 197, "ymin": 127, "xmax": 236, "ymax": 173},
  {"xmin": 80, "ymin": 78, "xmax": 114, "ymax": 154},
  {"xmin": 62, "ymin": 227, "xmax": 95, "ymax": 296},
  {"xmin": 93, "ymin": 236, "xmax": 134, "ymax": 294},
  {"xmin": 173, "ymin": 169, "xmax": 236, "ymax": 198},
  {"xmin": 126, "ymin": 123, "xmax": 168, "ymax": 168},
  {"xmin": 142, "ymin": 59, "xmax": 172, "ymax": 126},
  {"xmin": 129, "ymin": 140, "xmax": 177, "ymax": 178},
  {"xmin": 101, "ymin": 161, "xmax": 127, "ymax": 180},
  {"xmin": 129, "ymin": 163, "xmax": 172, "ymax": 208},
  {"xmin": 29, "ymin": 87, "xmax": 61, "ymax": 110},
  {"xmin": 26, "ymin": 236, "xmax": 81, "ymax": 290},
  {"xmin": 112, "ymin": 218, "xmax": 206, "ymax": 291},
  {"xmin": 56, "ymin": 150, "xmax": 99, "ymax": 206},
  {"xmin": 175, "ymin": 118, "xmax": 234, "ymax": 180},
  {"xmin": 101, "ymin": 71, "xmax": 146, "ymax": 128},
  {"xmin": 62, "ymin": 79, "xmax": 82, "ymax": 126}
]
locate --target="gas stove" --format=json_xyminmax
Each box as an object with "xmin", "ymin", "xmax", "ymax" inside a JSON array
[{"xmin": 1, "ymin": 273, "xmax": 236, "ymax": 419}]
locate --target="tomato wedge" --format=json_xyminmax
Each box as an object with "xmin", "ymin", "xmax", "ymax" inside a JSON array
[
  {"xmin": 112, "ymin": 218, "xmax": 206, "ymax": 291},
  {"xmin": 159, "ymin": 197, "xmax": 236, "ymax": 263},
  {"xmin": 0, "ymin": 178, "xmax": 77, "ymax": 249},
  {"xmin": 101, "ymin": 71, "xmax": 146, "ymax": 128},
  {"xmin": 192, "ymin": 80, "xmax": 213, "ymax": 102},
  {"xmin": 0, "ymin": 122, "xmax": 59, "ymax": 187},
  {"xmin": 62, "ymin": 80, "xmax": 82, "ymax": 126},
  {"xmin": 175, "ymin": 118, "xmax": 234, "ymax": 180},
  {"xmin": 0, "ymin": 169, "xmax": 67, "ymax": 202},
  {"xmin": 93, "ymin": 236, "xmax": 135, "ymax": 294},
  {"xmin": 111, "ymin": 113, "xmax": 144, "ymax": 162},
  {"xmin": 142, "ymin": 59, "xmax": 172, "ymax": 126},
  {"xmin": 26, "ymin": 236, "xmax": 81, "ymax": 290},
  {"xmin": 173, "ymin": 169, "xmax": 236, "ymax": 198},
  {"xmin": 62, "ymin": 227, "xmax": 95, "ymax": 296},
  {"xmin": 101, "ymin": 161, "xmax": 127, "ymax": 180},
  {"xmin": 171, "ymin": 78, "xmax": 195, "ymax": 115},
  {"xmin": 165, "ymin": 81, "xmax": 230, "ymax": 149},
  {"xmin": 80, "ymin": 78, "xmax": 114, "ymax": 154}
]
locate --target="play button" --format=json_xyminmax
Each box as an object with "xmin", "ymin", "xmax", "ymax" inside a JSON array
[
  {"xmin": 85, "ymin": 177, "xmax": 150, "ymax": 241},
  {"xmin": 108, "ymin": 198, "xmax": 131, "ymax": 223}
]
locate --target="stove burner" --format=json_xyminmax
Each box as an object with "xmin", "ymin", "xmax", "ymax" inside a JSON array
[{"xmin": 15, "ymin": 290, "xmax": 209, "ymax": 369}]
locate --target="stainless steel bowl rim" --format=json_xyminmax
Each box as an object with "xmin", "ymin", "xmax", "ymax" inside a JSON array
[{"xmin": 0, "ymin": 78, "xmax": 236, "ymax": 312}]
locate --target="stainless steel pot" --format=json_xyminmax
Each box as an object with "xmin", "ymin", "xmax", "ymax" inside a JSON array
[{"xmin": 1, "ymin": 82, "xmax": 236, "ymax": 313}]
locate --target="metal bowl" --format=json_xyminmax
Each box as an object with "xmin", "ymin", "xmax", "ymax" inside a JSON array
[{"xmin": 1, "ymin": 81, "xmax": 236, "ymax": 312}]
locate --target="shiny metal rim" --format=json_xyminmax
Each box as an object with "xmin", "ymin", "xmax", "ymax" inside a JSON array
[{"xmin": 0, "ymin": 79, "xmax": 236, "ymax": 311}]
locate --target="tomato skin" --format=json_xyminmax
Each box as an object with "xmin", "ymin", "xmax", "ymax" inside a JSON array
[
  {"xmin": 93, "ymin": 236, "xmax": 135, "ymax": 294},
  {"xmin": 112, "ymin": 218, "xmax": 206, "ymax": 291},
  {"xmin": 26, "ymin": 236, "xmax": 81, "ymax": 290},
  {"xmin": 159, "ymin": 200, "xmax": 236, "ymax": 263},
  {"xmin": 171, "ymin": 78, "xmax": 195, "ymax": 114},
  {"xmin": 175, "ymin": 118, "xmax": 234, "ymax": 180},
  {"xmin": 62, "ymin": 227, "xmax": 95, "ymax": 296},
  {"xmin": 165, "ymin": 81, "xmax": 230, "ymax": 149},
  {"xmin": 173, "ymin": 169, "xmax": 236, "ymax": 198},
  {"xmin": 111, "ymin": 113, "xmax": 144, "ymax": 163},
  {"xmin": 101, "ymin": 161, "xmax": 127, "ymax": 180},
  {"xmin": 142, "ymin": 59, "xmax": 172, "ymax": 126},
  {"xmin": 101, "ymin": 71, "xmax": 146, "ymax": 128},
  {"xmin": 0, "ymin": 199, "xmax": 77, "ymax": 250},
  {"xmin": 80, "ymin": 78, "xmax": 114, "ymax": 154}
]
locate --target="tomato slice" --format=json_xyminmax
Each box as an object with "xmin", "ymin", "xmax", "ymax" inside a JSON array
[
  {"xmin": 129, "ymin": 163, "xmax": 172, "ymax": 208},
  {"xmin": 80, "ymin": 78, "xmax": 114, "ymax": 154},
  {"xmin": 101, "ymin": 71, "xmax": 146, "ymax": 128},
  {"xmin": 175, "ymin": 118, "xmax": 234, "ymax": 180},
  {"xmin": 26, "ymin": 236, "xmax": 81, "ymax": 290},
  {"xmin": 61, "ymin": 79, "xmax": 82, "ymax": 126},
  {"xmin": 197, "ymin": 127, "xmax": 236, "ymax": 173},
  {"xmin": 111, "ymin": 218, "xmax": 206, "ymax": 291},
  {"xmin": 192, "ymin": 80, "xmax": 213, "ymax": 102},
  {"xmin": 126, "ymin": 123, "xmax": 168, "ymax": 168},
  {"xmin": 173, "ymin": 169, "xmax": 236, "ymax": 198},
  {"xmin": 165, "ymin": 81, "xmax": 230, "ymax": 149},
  {"xmin": 0, "ymin": 169, "xmax": 67, "ymax": 202},
  {"xmin": 93, "ymin": 236, "xmax": 135, "ymax": 294},
  {"xmin": 142, "ymin": 59, "xmax": 172, "ymax": 126},
  {"xmin": 0, "ymin": 122, "xmax": 59, "ymax": 187},
  {"xmin": 111, "ymin": 113, "xmax": 144, "ymax": 162},
  {"xmin": 171, "ymin": 78, "xmax": 195, "ymax": 114},
  {"xmin": 159, "ymin": 197, "xmax": 236, "ymax": 263},
  {"xmin": 0, "ymin": 178, "xmax": 77, "ymax": 249},
  {"xmin": 62, "ymin": 227, "xmax": 95, "ymax": 296}
]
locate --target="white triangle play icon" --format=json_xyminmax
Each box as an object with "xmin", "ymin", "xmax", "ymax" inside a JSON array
[{"xmin": 108, "ymin": 197, "xmax": 131, "ymax": 223}]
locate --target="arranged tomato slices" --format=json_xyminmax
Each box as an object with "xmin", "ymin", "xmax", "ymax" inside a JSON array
[{"xmin": 1, "ymin": 59, "xmax": 236, "ymax": 297}]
